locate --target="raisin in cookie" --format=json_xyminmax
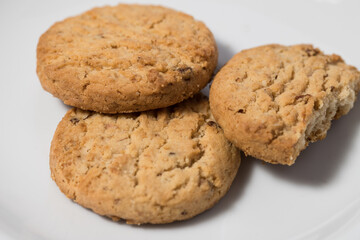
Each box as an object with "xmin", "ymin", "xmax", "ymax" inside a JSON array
[
  {"xmin": 37, "ymin": 4, "xmax": 217, "ymax": 113},
  {"xmin": 50, "ymin": 94, "xmax": 240, "ymax": 224},
  {"xmin": 210, "ymin": 44, "xmax": 360, "ymax": 165}
]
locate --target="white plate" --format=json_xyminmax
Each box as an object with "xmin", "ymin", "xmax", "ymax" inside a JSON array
[{"xmin": 1, "ymin": 0, "xmax": 360, "ymax": 239}]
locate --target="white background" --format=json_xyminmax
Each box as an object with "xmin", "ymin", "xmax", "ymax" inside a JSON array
[{"xmin": 0, "ymin": 0, "xmax": 360, "ymax": 239}]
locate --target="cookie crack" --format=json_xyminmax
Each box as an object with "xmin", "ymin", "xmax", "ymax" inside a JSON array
[
  {"xmin": 168, "ymin": 178, "xmax": 190, "ymax": 202},
  {"xmin": 197, "ymin": 167, "xmax": 216, "ymax": 191},
  {"xmin": 156, "ymin": 115, "xmax": 206, "ymax": 177},
  {"xmin": 148, "ymin": 15, "xmax": 166, "ymax": 29}
]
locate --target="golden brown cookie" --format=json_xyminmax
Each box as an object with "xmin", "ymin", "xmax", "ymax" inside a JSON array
[
  {"xmin": 50, "ymin": 94, "xmax": 240, "ymax": 224},
  {"xmin": 37, "ymin": 4, "xmax": 217, "ymax": 113},
  {"xmin": 210, "ymin": 44, "xmax": 360, "ymax": 165}
]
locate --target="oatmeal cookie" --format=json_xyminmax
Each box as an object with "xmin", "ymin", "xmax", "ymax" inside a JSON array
[
  {"xmin": 50, "ymin": 94, "xmax": 240, "ymax": 224},
  {"xmin": 210, "ymin": 44, "xmax": 360, "ymax": 165},
  {"xmin": 37, "ymin": 4, "xmax": 217, "ymax": 113}
]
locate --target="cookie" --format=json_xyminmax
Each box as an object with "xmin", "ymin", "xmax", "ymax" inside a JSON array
[
  {"xmin": 37, "ymin": 4, "xmax": 217, "ymax": 113},
  {"xmin": 210, "ymin": 44, "xmax": 360, "ymax": 165},
  {"xmin": 50, "ymin": 94, "xmax": 240, "ymax": 224}
]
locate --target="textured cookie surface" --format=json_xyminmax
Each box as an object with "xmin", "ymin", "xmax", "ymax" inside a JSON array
[
  {"xmin": 210, "ymin": 44, "xmax": 360, "ymax": 165},
  {"xmin": 37, "ymin": 4, "xmax": 217, "ymax": 113},
  {"xmin": 50, "ymin": 94, "xmax": 240, "ymax": 224}
]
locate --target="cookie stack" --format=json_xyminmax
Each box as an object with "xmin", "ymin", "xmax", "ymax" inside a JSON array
[
  {"xmin": 37, "ymin": 4, "xmax": 360, "ymax": 224},
  {"xmin": 37, "ymin": 4, "xmax": 240, "ymax": 224}
]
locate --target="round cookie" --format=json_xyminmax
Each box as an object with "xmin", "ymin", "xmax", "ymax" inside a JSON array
[
  {"xmin": 210, "ymin": 44, "xmax": 360, "ymax": 165},
  {"xmin": 37, "ymin": 4, "xmax": 218, "ymax": 113},
  {"xmin": 50, "ymin": 94, "xmax": 240, "ymax": 224}
]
